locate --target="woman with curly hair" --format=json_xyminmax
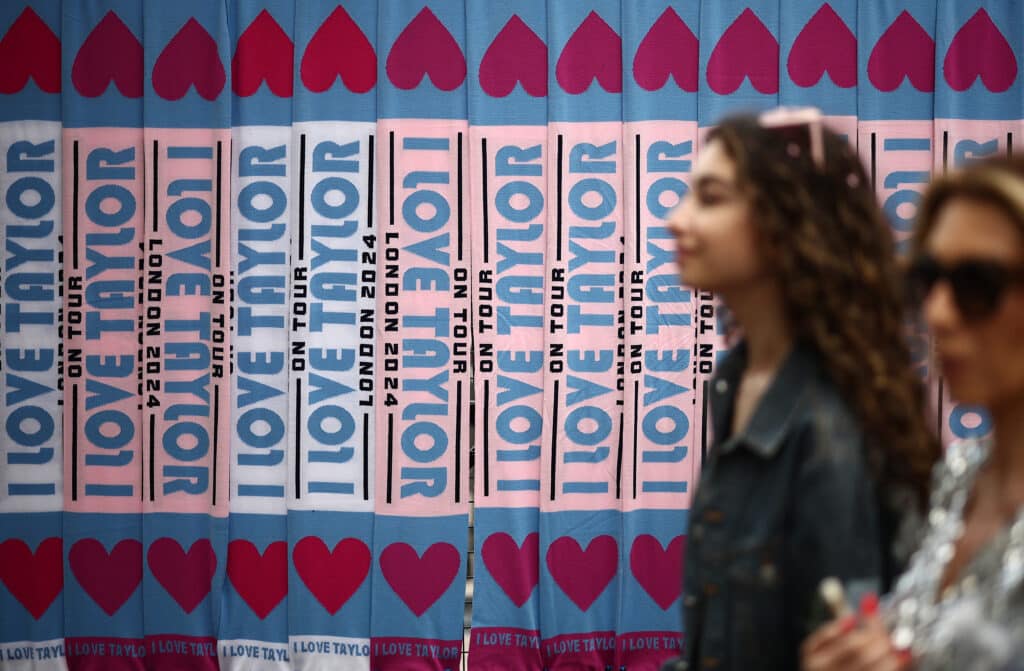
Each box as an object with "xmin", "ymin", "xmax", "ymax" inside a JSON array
[
  {"xmin": 663, "ymin": 110, "xmax": 939, "ymax": 671},
  {"xmin": 803, "ymin": 156, "xmax": 1024, "ymax": 671}
]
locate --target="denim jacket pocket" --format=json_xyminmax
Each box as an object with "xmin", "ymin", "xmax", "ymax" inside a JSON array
[{"xmin": 727, "ymin": 539, "xmax": 784, "ymax": 667}]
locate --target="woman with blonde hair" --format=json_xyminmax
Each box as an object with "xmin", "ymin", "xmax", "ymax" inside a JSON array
[{"xmin": 803, "ymin": 156, "xmax": 1024, "ymax": 671}]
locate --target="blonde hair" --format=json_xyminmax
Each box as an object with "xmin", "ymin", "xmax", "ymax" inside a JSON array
[{"xmin": 915, "ymin": 156, "xmax": 1024, "ymax": 254}]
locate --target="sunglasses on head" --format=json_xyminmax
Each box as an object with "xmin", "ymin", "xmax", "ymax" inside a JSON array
[
  {"xmin": 906, "ymin": 254, "xmax": 1024, "ymax": 321},
  {"xmin": 758, "ymin": 107, "xmax": 825, "ymax": 169}
]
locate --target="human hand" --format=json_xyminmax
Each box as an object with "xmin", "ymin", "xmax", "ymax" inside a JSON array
[{"xmin": 801, "ymin": 594, "xmax": 912, "ymax": 671}]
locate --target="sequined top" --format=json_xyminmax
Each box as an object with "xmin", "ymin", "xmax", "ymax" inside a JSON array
[{"xmin": 886, "ymin": 438, "xmax": 1024, "ymax": 671}]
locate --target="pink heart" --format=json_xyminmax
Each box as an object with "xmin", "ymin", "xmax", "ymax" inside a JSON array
[
  {"xmin": 227, "ymin": 540, "xmax": 287, "ymax": 619},
  {"xmin": 481, "ymin": 532, "xmax": 539, "ymax": 608},
  {"xmin": 0, "ymin": 538, "xmax": 63, "ymax": 619},
  {"xmin": 72, "ymin": 11, "xmax": 142, "ymax": 98},
  {"xmin": 386, "ymin": 7, "xmax": 466, "ymax": 91},
  {"xmin": 630, "ymin": 535, "xmax": 684, "ymax": 611},
  {"xmin": 301, "ymin": 5, "xmax": 376, "ymax": 94},
  {"xmin": 232, "ymin": 9, "xmax": 293, "ymax": 97},
  {"xmin": 292, "ymin": 537, "xmax": 370, "ymax": 615},
  {"xmin": 147, "ymin": 538, "xmax": 216, "ymax": 614},
  {"xmin": 546, "ymin": 535, "xmax": 617, "ymax": 613},
  {"xmin": 0, "ymin": 7, "xmax": 60, "ymax": 94},
  {"xmin": 787, "ymin": 3, "xmax": 856, "ymax": 89},
  {"xmin": 479, "ymin": 15, "xmax": 547, "ymax": 98},
  {"xmin": 633, "ymin": 7, "xmax": 698, "ymax": 92},
  {"xmin": 706, "ymin": 8, "xmax": 779, "ymax": 95},
  {"xmin": 868, "ymin": 11, "xmax": 935, "ymax": 93},
  {"xmin": 944, "ymin": 8, "xmax": 1017, "ymax": 93},
  {"xmin": 152, "ymin": 18, "xmax": 226, "ymax": 101},
  {"xmin": 380, "ymin": 542, "xmax": 461, "ymax": 617},
  {"xmin": 69, "ymin": 538, "xmax": 141, "ymax": 617},
  {"xmin": 556, "ymin": 11, "xmax": 622, "ymax": 94}
]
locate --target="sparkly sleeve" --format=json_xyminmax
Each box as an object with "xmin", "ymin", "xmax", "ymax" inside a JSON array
[{"xmin": 911, "ymin": 593, "xmax": 1024, "ymax": 670}]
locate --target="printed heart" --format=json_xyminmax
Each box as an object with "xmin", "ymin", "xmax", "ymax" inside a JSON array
[
  {"xmin": 380, "ymin": 542, "xmax": 461, "ymax": 617},
  {"xmin": 233, "ymin": 9, "xmax": 293, "ymax": 97},
  {"xmin": 0, "ymin": 7, "xmax": 60, "ymax": 94},
  {"xmin": 301, "ymin": 5, "xmax": 375, "ymax": 94},
  {"xmin": 0, "ymin": 538, "xmax": 62, "ymax": 619},
  {"xmin": 867, "ymin": 10, "xmax": 934, "ymax": 93},
  {"xmin": 72, "ymin": 11, "xmax": 142, "ymax": 98},
  {"xmin": 152, "ymin": 17, "xmax": 226, "ymax": 101},
  {"xmin": 556, "ymin": 11, "xmax": 622, "ymax": 94},
  {"xmin": 386, "ymin": 7, "xmax": 465, "ymax": 91},
  {"xmin": 633, "ymin": 7, "xmax": 698, "ymax": 92},
  {"xmin": 706, "ymin": 8, "xmax": 779, "ymax": 95},
  {"xmin": 479, "ymin": 14, "xmax": 546, "ymax": 98},
  {"xmin": 546, "ymin": 535, "xmax": 617, "ymax": 612},
  {"xmin": 147, "ymin": 538, "xmax": 216, "ymax": 614},
  {"xmin": 293, "ymin": 537, "xmax": 370, "ymax": 615},
  {"xmin": 787, "ymin": 3, "xmax": 856, "ymax": 89},
  {"xmin": 630, "ymin": 535, "xmax": 684, "ymax": 611},
  {"xmin": 481, "ymin": 532, "xmax": 539, "ymax": 608},
  {"xmin": 69, "ymin": 538, "xmax": 142, "ymax": 616},
  {"xmin": 944, "ymin": 8, "xmax": 1017, "ymax": 93},
  {"xmin": 227, "ymin": 540, "xmax": 287, "ymax": 619}
]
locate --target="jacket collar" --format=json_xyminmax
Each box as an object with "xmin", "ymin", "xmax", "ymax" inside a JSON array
[{"xmin": 710, "ymin": 340, "xmax": 819, "ymax": 459}]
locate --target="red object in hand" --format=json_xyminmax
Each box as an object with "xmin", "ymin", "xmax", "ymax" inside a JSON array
[{"xmin": 859, "ymin": 592, "xmax": 880, "ymax": 618}]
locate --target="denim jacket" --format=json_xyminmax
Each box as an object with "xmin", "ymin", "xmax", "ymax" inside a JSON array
[{"xmin": 676, "ymin": 342, "xmax": 890, "ymax": 670}]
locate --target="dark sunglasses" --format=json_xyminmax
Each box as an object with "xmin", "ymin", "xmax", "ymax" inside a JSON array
[{"xmin": 906, "ymin": 254, "xmax": 1024, "ymax": 321}]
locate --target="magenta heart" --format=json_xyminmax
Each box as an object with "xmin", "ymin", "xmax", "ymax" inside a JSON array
[
  {"xmin": 546, "ymin": 535, "xmax": 618, "ymax": 613},
  {"xmin": 232, "ymin": 9, "xmax": 293, "ymax": 97},
  {"xmin": 0, "ymin": 7, "xmax": 60, "ymax": 94},
  {"xmin": 386, "ymin": 7, "xmax": 465, "ymax": 91},
  {"xmin": 380, "ymin": 542, "xmax": 461, "ymax": 617},
  {"xmin": 152, "ymin": 17, "xmax": 226, "ymax": 101},
  {"xmin": 72, "ymin": 10, "xmax": 142, "ymax": 98},
  {"xmin": 292, "ymin": 537, "xmax": 370, "ymax": 615},
  {"xmin": 481, "ymin": 532, "xmax": 539, "ymax": 608},
  {"xmin": 69, "ymin": 538, "xmax": 141, "ymax": 617},
  {"xmin": 787, "ymin": 3, "xmax": 856, "ymax": 89},
  {"xmin": 227, "ymin": 540, "xmax": 287, "ymax": 619},
  {"xmin": 479, "ymin": 14, "xmax": 547, "ymax": 98},
  {"xmin": 0, "ymin": 538, "xmax": 63, "ymax": 619},
  {"xmin": 633, "ymin": 7, "xmax": 698, "ymax": 92},
  {"xmin": 868, "ymin": 10, "xmax": 935, "ymax": 93},
  {"xmin": 706, "ymin": 8, "xmax": 779, "ymax": 95},
  {"xmin": 556, "ymin": 11, "xmax": 622, "ymax": 94},
  {"xmin": 944, "ymin": 8, "xmax": 1017, "ymax": 93},
  {"xmin": 630, "ymin": 535, "xmax": 684, "ymax": 611},
  {"xmin": 147, "ymin": 538, "xmax": 216, "ymax": 614},
  {"xmin": 301, "ymin": 5, "xmax": 376, "ymax": 94}
]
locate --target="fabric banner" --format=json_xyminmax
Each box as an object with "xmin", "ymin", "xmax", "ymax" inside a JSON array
[
  {"xmin": 858, "ymin": 1, "xmax": 937, "ymax": 414},
  {"xmin": 1, "ymin": 3, "xmax": 1023, "ymax": 670},
  {"xmin": 466, "ymin": 2, "xmax": 547, "ymax": 669},
  {"xmin": 694, "ymin": 0, "xmax": 780, "ymax": 457},
  {"xmin": 141, "ymin": 2, "xmax": 232, "ymax": 668},
  {"xmin": 60, "ymin": 1, "xmax": 144, "ymax": 669},
  {"xmin": 619, "ymin": 2, "xmax": 699, "ymax": 668},
  {"xmin": 287, "ymin": 2, "xmax": 377, "ymax": 669},
  {"xmin": 219, "ymin": 1, "xmax": 294, "ymax": 669},
  {"xmin": 932, "ymin": 0, "xmax": 1020, "ymax": 447},
  {"xmin": 372, "ymin": 2, "xmax": 471, "ymax": 669},
  {"xmin": 0, "ymin": 1, "xmax": 66, "ymax": 669},
  {"xmin": 779, "ymin": 0, "xmax": 858, "ymax": 140},
  {"xmin": 539, "ymin": 2, "xmax": 624, "ymax": 668}
]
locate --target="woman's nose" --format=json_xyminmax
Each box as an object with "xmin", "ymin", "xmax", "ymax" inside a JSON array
[{"xmin": 667, "ymin": 196, "xmax": 691, "ymax": 237}]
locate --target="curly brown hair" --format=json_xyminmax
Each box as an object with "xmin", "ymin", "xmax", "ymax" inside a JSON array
[{"xmin": 707, "ymin": 115, "xmax": 941, "ymax": 508}]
